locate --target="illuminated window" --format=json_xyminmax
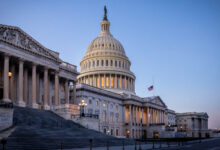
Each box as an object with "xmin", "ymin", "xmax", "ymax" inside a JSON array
[
  {"xmin": 110, "ymin": 104, "xmax": 113, "ymax": 109},
  {"xmin": 103, "ymin": 103, "xmax": 106, "ymax": 107},
  {"xmin": 111, "ymin": 76, "xmax": 114, "ymax": 88},
  {"xmin": 106, "ymin": 76, "xmax": 109, "ymax": 87},
  {"xmin": 101, "ymin": 75, "xmax": 104, "ymax": 87},
  {"xmin": 96, "ymin": 76, "xmax": 99, "ymax": 87},
  {"xmin": 116, "ymin": 105, "xmax": 118, "ymax": 110}
]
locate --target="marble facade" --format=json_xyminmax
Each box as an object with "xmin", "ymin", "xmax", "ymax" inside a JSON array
[{"xmin": 0, "ymin": 24, "xmax": 78, "ymax": 110}]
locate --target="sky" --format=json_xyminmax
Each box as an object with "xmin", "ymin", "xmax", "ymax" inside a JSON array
[{"xmin": 1, "ymin": 0, "xmax": 220, "ymax": 129}]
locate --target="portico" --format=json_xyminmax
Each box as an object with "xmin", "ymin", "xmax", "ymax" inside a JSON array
[{"xmin": 0, "ymin": 24, "xmax": 78, "ymax": 110}]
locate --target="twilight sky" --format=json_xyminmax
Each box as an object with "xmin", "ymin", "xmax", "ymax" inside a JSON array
[{"xmin": 1, "ymin": 0, "xmax": 220, "ymax": 129}]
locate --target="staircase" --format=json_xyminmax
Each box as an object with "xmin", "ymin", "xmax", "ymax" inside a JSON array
[{"xmin": 2, "ymin": 107, "xmax": 133, "ymax": 150}]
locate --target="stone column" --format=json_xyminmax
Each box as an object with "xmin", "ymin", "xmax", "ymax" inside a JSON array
[
  {"xmin": 99, "ymin": 74, "xmax": 101, "ymax": 88},
  {"xmin": 141, "ymin": 107, "xmax": 143, "ymax": 124},
  {"xmin": 120, "ymin": 75, "xmax": 122, "ymax": 89},
  {"xmin": 73, "ymin": 81, "xmax": 76, "ymax": 104},
  {"xmin": 54, "ymin": 71, "xmax": 59, "ymax": 107},
  {"xmin": 129, "ymin": 105, "xmax": 132, "ymax": 125},
  {"xmin": 3, "ymin": 55, "xmax": 11, "ymax": 103},
  {"xmin": 43, "ymin": 68, "xmax": 49, "ymax": 110},
  {"xmin": 23, "ymin": 68, "xmax": 28, "ymax": 104},
  {"xmin": 32, "ymin": 64, "xmax": 38, "ymax": 108},
  {"xmin": 65, "ymin": 79, "xmax": 69, "ymax": 104},
  {"xmin": 104, "ymin": 74, "xmax": 106, "ymax": 88},
  {"xmin": 132, "ymin": 105, "xmax": 135, "ymax": 124},
  {"xmin": 9, "ymin": 64, "xmax": 15, "ymax": 102},
  {"xmin": 147, "ymin": 107, "xmax": 149, "ymax": 125},
  {"xmin": 125, "ymin": 77, "xmax": 127, "ymax": 89},
  {"xmin": 136, "ymin": 106, "xmax": 138, "ymax": 124},
  {"xmin": 18, "ymin": 59, "xmax": 25, "ymax": 107}
]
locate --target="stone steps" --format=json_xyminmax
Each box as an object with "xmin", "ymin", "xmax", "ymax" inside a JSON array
[{"xmin": 2, "ymin": 107, "xmax": 133, "ymax": 149}]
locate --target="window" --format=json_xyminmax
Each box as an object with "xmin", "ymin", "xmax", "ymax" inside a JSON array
[
  {"xmin": 88, "ymin": 109, "xmax": 93, "ymax": 115},
  {"xmin": 97, "ymin": 60, "xmax": 99, "ymax": 66},
  {"xmin": 103, "ymin": 111, "xmax": 106, "ymax": 122},
  {"xmin": 104, "ymin": 128, "xmax": 106, "ymax": 134},
  {"xmin": 111, "ymin": 60, "xmax": 113, "ymax": 66},
  {"xmin": 89, "ymin": 61, "xmax": 91, "ymax": 68},
  {"xmin": 101, "ymin": 60, "xmax": 104, "ymax": 66},
  {"xmin": 96, "ymin": 101, "xmax": 99, "ymax": 106},
  {"xmin": 119, "ymin": 61, "xmax": 121, "ymax": 67},
  {"xmin": 106, "ymin": 60, "xmax": 108, "ymax": 66},
  {"xmin": 96, "ymin": 76, "xmax": 99, "ymax": 87},
  {"xmin": 116, "ymin": 105, "xmax": 118, "ymax": 110},
  {"xmin": 116, "ymin": 113, "xmax": 119, "ymax": 122},
  {"xmin": 116, "ymin": 129, "xmax": 119, "ymax": 136},
  {"xmin": 106, "ymin": 76, "xmax": 109, "ymax": 87},
  {"xmin": 115, "ymin": 61, "xmax": 117, "ymax": 67},
  {"xmin": 101, "ymin": 75, "xmax": 104, "ymax": 87},
  {"xmin": 103, "ymin": 103, "xmax": 106, "ymax": 107},
  {"xmin": 110, "ymin": 112, "xmax": 114, "ymax": 123},
  {"xmin": 111, "ymin": 129, "xmax": 113, "ymax": 135},
  {"xmin": 89, "ymin": 100, "xmax": 92, "ymax": 104},
  {"xmin": 110, "ymin": 104, "xmax": 113, "ymax": 109},
  {"xmin": 111, "ymin": 76, "xmax": 114, "ymax": 88},
  {"xmin": 93, "ymin": 61, "xmax": 95, "ymax": 67}
]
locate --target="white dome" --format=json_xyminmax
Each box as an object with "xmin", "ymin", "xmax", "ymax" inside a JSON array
[{"xmin": 78, "ymin": 7, "xmax": 136, "ymax": 94}]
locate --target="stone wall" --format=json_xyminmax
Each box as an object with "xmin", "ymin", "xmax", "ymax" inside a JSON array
[{"xmin": 0, "ymin": 107, "xmax": 13, "ymax": 131}]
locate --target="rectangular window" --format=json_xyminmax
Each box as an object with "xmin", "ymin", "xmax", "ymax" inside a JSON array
[
  {"xmin": 101, "ymin": 75, "xmax": 104, "ymax": 87},
  {"xmin": 106, "ymin": 76, "xmax": 109, "ymax": 87},
  {"xmin": 97, "ymin": 60, "xmax": 99, "ymax": 66},
  {"xmin": 96, "ymin": 76, "xmax": 99, "ymax": 87},
  {"xmin": 106, "ymin": 60, "xmax": 108, "ymax": 66},
  {"xmin": 111, "ymin": 76, "xmax": 114, "ymax": 88}
]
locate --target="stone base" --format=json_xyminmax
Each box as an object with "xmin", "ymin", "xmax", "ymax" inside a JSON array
[
  {"xmin": 2, "ymin": 98, "xmax": 12, "ymax": 103},
  {"xmin": 43, "ymin": 105, "xmax": 50, "ymax": 110},
  {"xmin": 32, "ymin": 103, "xmax": 38, "ymax": 109},
  {"xmin": 17, "ymin": 100, "xmax": 26, "ymax": 107}
]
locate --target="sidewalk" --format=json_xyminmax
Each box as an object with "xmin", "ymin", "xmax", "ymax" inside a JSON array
[{"xmin": 66, "ymin": 143, "xmax": 178, "ymax": 150}]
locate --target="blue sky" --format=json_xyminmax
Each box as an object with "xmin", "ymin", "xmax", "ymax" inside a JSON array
[{"xmin": 1, "ymin": 0, "xmax": 220, "ymax": 128}]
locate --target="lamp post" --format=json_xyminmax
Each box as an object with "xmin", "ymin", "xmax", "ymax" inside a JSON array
[{"xmin": 79, "ymin": 99, "xmax": 87, "ymax": 117}]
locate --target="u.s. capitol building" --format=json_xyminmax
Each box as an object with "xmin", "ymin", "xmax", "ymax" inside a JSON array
[{"xmin": 0, "ymin": 7, "xmax": 209, "ymax": 139}]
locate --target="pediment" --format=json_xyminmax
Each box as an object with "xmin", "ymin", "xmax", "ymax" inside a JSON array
[
  {"xmin": 148, "ymin": 96, "xmax": 167, "ymax": 107},
  {"xmin": 0, "ymin": 24, "xmax": 60, "ymax": 62}
]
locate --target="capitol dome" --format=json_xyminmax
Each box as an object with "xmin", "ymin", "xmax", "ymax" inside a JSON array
[{"xmin": 78, "ymin": 6, "xmax": 136, "ymax": 94}]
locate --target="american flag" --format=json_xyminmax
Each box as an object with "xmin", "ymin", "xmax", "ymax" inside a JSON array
[{"xmin": 148, "ymin": 85, "xmax": 153, "ymax": 91}]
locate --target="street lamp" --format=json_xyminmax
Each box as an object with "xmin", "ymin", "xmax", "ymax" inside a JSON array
[{"xmin": 79, "ymin": 99, "xmax": 87, "ymax": 117}]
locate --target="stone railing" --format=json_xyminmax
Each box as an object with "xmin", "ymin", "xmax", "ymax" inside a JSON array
[{"xmin": 60, "ymin": 62, "xmax": 77, "ymax": 72}]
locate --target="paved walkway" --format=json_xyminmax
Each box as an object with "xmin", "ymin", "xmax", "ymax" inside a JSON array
[{"xmin": 66, "ymin": 143, "xmax": 177, "ymax": 150}]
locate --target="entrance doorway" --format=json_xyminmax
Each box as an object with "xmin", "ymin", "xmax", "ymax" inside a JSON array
[
  {"xmin": 153, "ymin": 131, "xmax": 159, "ymax": 139},
  {"xmin": 142, "ymin": 130, "xmax": 147, "ymax": 139}
]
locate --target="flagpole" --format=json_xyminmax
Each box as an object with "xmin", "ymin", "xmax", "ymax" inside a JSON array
[{"xmin": 152, "ymin": 76, "xmax": 155, "ymax": 97}]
